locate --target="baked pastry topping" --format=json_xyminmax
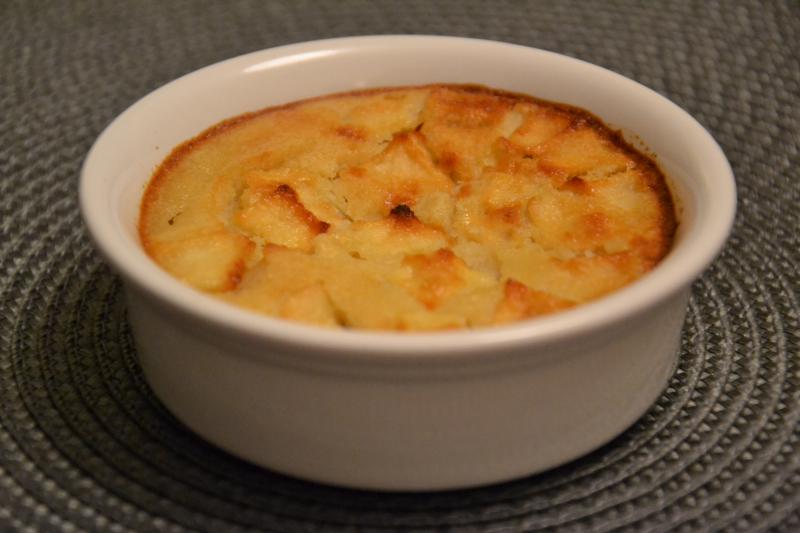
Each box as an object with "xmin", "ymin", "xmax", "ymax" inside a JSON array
[{"xmin": 139, "ymin": 85, "xmax": 676, "ymax": 330}]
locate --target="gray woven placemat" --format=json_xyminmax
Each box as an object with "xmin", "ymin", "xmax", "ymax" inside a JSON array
[{"xmin": 2, "ymin": 1, "xmax": 799, "ymax": 531}]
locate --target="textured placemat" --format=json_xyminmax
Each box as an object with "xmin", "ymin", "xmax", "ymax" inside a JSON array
[{"xmin": 2, "ymin": 1, "xmax": 799, "ymax": 531}]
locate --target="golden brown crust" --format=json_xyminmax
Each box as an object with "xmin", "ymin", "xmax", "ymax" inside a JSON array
[
  {"xmin": 139, "ymin": 84, "xmax": 677, "ymax": 331},
  {"xmin": 494, "ymin": 279, "xmax": 574, "ymax": 324}
]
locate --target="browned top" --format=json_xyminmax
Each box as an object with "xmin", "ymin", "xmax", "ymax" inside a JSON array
[{"xmin": 139, "ymin": 84, "xmax": 676, "ymax": 330}]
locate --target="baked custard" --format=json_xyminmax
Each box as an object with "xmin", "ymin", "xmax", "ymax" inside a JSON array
[{"xmin": 139, "ymin": 85, "xmax": 676, "ymax": 330}]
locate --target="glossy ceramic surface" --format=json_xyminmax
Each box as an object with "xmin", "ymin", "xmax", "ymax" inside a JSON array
[{"xmin": 80, "ymin": 36, "xmax": 735, "ymax": 490}]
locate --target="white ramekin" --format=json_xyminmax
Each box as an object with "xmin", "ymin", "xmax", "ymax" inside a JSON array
[{"xmin": 80, "ymin": 36, "xmax": 736, "ymax": 491}]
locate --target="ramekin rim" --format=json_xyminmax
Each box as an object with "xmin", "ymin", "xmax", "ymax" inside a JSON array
[{"xmin": 79, "ymin": 35, "xmax": 737, "ymax": 360}]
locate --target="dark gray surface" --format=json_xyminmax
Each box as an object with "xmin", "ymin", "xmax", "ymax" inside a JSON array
[{"xmin": 2, "ymin": 1, "xmax": 799, "ymax": 531}]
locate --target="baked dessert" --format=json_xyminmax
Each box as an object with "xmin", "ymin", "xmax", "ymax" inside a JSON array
[{"xmin": 139, "ymin": 85, "xmax": 676, "ymax": 330}]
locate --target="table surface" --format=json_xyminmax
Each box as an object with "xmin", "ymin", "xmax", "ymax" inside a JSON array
[{"xmin": 2, "ymin": 1, "xmax": 799, "ymax": 531}]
